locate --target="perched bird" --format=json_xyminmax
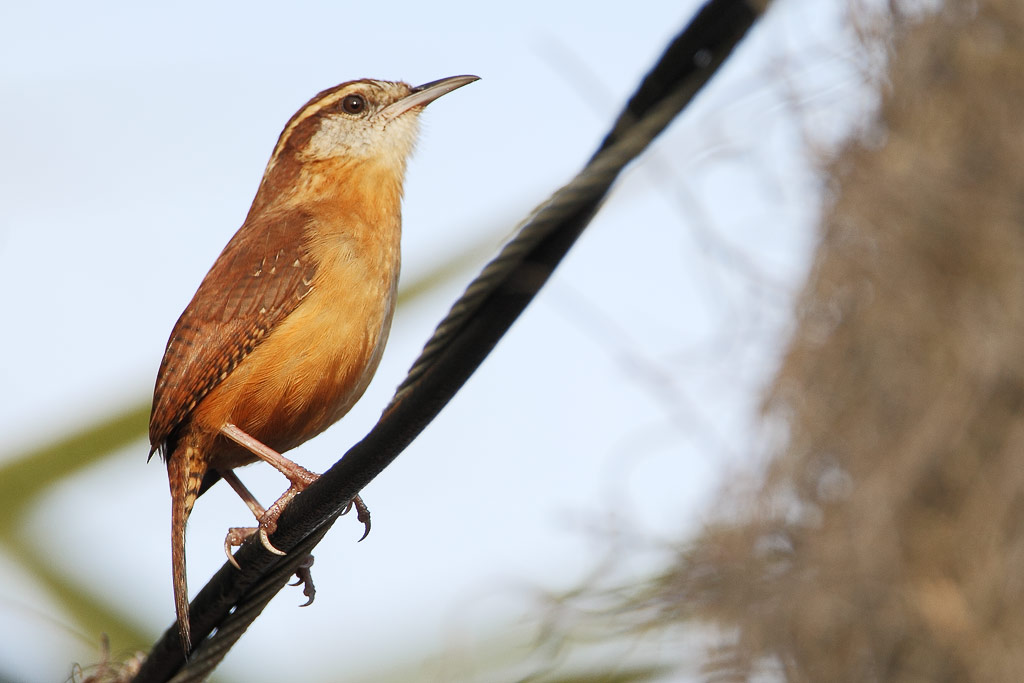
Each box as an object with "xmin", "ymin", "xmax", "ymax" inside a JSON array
[{"xmin": 149, "ymin": 75, "xmax": 479, "ymax": 653}]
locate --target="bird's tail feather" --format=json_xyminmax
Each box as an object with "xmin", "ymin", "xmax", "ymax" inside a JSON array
[{"xmin": 168, "ymin": 438, "xmax": 208, "ymax": 655}]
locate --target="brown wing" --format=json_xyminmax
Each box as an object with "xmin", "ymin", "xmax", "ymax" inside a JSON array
[{"xmin": 149, "ymin": 209, "xmax": 317, "ymax": 453}]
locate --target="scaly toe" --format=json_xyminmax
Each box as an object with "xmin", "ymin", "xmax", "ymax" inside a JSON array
[
  {"xmin": 224, "ymin": 526, "xmax": 258, "ymax": 569},
  {"xmin": 289, "ymin": 555, "xmax": 316, "ymax": 607},
  {"xmin": 341, "ymin": 494, "xmax": 372, "ymax": 541}
]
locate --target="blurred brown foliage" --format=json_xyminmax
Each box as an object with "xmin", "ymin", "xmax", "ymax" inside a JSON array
[{"xmin": 640, "ymin": 1, "xmax": 1024, "ymax": 681}]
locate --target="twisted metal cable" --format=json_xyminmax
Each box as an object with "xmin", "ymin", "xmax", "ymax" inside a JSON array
[{"xmin": 167, "ymin": 527, "xmax": 331, "ymax": 682}]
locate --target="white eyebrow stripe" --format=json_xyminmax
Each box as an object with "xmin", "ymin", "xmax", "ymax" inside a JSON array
[
  {"xmin": 264, "ymin": 90, "xmax": 346, "ymax": 172},
  {"xmin": 263, "ymin": 80, "xmax": 392, "ymax": 174}
]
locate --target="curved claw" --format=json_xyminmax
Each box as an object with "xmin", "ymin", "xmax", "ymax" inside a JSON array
[
  {"xmin": 224, "ymin": 527, "xmax": 256, "ymax": 570},
  {"xmin": 341, "ymin": 494, "xmax": 372, "ymax": 542},
  {"xmin": 289, "ymin": 555, "xmax": 316, "ymax": 607},
  {"xmin": 258, "ymin": 527, "xmax": 287, "ymax": 556},
  {"xmin": 225, "ymin": 537, "xmax": 242, "ymax": 570}
]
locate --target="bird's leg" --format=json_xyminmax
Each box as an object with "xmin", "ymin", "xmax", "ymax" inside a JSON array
[
  {"xmin": 219, "ymin": 423, "xmax": 316, "ymax": 556},
  {"xmin": 219, "ymin": 469, "xmax": 317, "ymax": 603},
  {"xmin": 220, "ymin": 422, "xmax": 318, "ymax": 488},
  {"xmin": 219, "ymin": 469, "xmax": 270, "ymax": 568},
  {"xmin": 219, "ymin": 422, "xmax": 371, "ymax": 551}
]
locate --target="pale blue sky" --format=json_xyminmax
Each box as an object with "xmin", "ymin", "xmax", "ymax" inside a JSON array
[{"xmin": 0, "ymin": 1, "xmax": 870, "ymax": 680}]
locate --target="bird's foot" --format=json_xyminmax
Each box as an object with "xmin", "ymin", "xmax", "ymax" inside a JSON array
[
  {"xmin": 223, "ymin": 532, "xmax": 316, "ymax": 605},
  {"xmin": 222, "ymin": 474, "xmax": 317, "ymax": 565},
  {"xmin": 252, "ymin": 477, "xmax": 315, "ymax": 555},
  {"xmin": 224, "ymin": 526, "xmax": 257, "ymax": 569},
  {"xmin": 289, "ymin": 554, "xmax": 316, "ymax": 606},
  {"xmin": 341, "ymin": 494, "xmax": 372, "ymax": 541}
]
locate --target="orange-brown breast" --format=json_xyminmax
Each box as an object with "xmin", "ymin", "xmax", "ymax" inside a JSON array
[{"xmin": 151, "ymin": 157, "xmax": 404, "ymax": 470}]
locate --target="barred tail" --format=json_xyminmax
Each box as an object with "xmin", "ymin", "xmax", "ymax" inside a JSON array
[{"xmin": 168, "ymin": 439, "xmax": 208, "ymax": 655}]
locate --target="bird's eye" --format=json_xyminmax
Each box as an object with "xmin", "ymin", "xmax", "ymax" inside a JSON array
[{"xmin": 341, "ymin": 94, "xmax": 366, "ymax": 115}]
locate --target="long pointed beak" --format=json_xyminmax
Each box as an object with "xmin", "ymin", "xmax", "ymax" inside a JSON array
[{"xmin": 376, "ymin": 74, "xmax": 480, "ymax": 122}]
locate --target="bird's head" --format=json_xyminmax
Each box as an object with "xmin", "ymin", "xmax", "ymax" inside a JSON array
[{"xmin": 254, "ymin": 75, "xmax": 478, "ymax": 211}]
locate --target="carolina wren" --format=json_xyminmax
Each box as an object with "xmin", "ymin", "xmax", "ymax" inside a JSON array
[{"xmin": 149, "ymin": 75, "xmax": 478, "ymax": 653}]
